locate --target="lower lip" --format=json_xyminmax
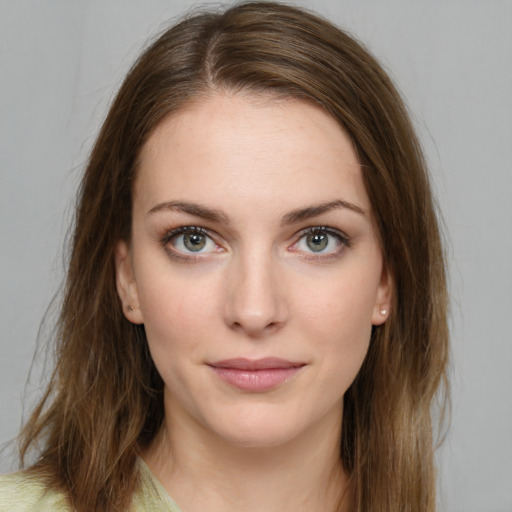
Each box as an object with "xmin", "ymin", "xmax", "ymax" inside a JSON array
[{"xmin": 210, "ymin": 366, "xmax": 303, "ymax": 392}]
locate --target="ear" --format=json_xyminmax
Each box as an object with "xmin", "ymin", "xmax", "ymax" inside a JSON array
[
  {"xmin": 115, "ymin": 240, "xmax": 144, "ymax": 324},
  {"xmin": 371, "ymin": 263, "xmax": 393, "ymax": 326}
]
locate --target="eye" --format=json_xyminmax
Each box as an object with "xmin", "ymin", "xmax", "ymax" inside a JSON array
[
  {"xmin": 164, "ymin": 226, "xmax": 219, "ymax": 255},
  {"xmin": 304, "ymin": 231, "xmax": 330, "ymax": 252},
  {"xmin": 292, "ymin": 227, "xmax": 349, "ymax": 256}
]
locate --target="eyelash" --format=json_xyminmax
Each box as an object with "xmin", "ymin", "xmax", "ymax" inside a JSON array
[
  {"xmin": 291, "ymin": 226, "xmax": 351, "ymax": 261},
  {"xmin": 160, "ymin": 226, "xmax": 218, "ymax": 262},
  {"xmin": 160, "ymin": 225, "xmax": 351, "ymax": 262}
]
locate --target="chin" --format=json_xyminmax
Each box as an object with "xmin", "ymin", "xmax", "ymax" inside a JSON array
[
  {"xmin": 213, "ymin": 424, "xmax": 303, "ymax": 449},
  {"xmin": 202, "ymin": 405, "xmax": 321, "ymax": 450}
]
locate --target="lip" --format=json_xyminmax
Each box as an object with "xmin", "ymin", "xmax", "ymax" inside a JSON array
[{"xmin": 208, "ymin": 358, "xmax": 306, "ymax": 392}]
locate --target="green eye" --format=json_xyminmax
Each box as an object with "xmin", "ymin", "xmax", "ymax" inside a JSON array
[
  {"xmin": 306, "ymin": 232, "xmax": 328, "ymax": 252},
  {"xmin": 293, "ymin": 227, "xmax": 349, "ymax": 257},
  {"xmin": 183, "ymin": 233, "xmax": 207, "ymax": 252},
  {"xmin": 166, "ymin": 227, "xmax": 217, "ymax": 255}
]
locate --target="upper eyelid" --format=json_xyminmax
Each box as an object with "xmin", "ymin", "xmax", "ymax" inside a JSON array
[
  {"xmin": 161, "ymin": 224, "xmax": 349, "ymax": 237},
  {"xmin": 297, "ymin": 225, "xmax": 343, "ymax": 234},
  {"xmin": 295, "ymin": 225, "xmax": 350, "ymax": 241},
  {"xmin": 162, "ymin": 225, "xmax": 213, "ymax": 241}
]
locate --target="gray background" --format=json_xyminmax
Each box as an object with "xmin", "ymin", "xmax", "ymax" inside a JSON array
[{"xmin": 1, "ymin": 1, "xmax": 511, "ymax": 511}]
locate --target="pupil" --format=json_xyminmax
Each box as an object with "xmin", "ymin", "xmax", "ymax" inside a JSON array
[
  {"xmin": 184, "ymin": 233, "xmax": 206, "ymax": 251},
  {"xmin": 307, "ymin": 233, "xmax": 328, "ymax": 252}
]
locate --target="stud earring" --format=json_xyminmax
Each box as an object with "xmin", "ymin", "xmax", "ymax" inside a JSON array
[
  {"xmin": 127, "ymin": 304, "xmax": 134, "ymax": 312},
  {"xmin": 380, "ymin": 307, "xmax": 388, "ymax": 316}
]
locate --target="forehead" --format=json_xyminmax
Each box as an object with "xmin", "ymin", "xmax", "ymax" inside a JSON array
[{"xmin": 134, "ymin": 92, "xmax": 370, "ymax": 216}]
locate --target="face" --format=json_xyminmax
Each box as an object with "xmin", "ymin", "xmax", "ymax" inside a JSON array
[{"xmin": 116, "ymin": 92, "xmax": 391, "ymax": 449}]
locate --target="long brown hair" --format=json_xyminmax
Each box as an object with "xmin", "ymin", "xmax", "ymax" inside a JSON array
[{"xmin": 19, "ymin": 2, "xmax": 449, "ymax": 511}]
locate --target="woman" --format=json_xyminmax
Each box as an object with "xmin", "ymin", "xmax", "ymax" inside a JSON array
[{"xmin": 0, "ymin": 2, "xmax": 449, "ymax": 511}]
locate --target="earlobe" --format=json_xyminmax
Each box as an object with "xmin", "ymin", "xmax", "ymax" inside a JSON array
[
  {"xmin": 371, "ymin": 264, "xmax": 393, "ymax": 326},
  {"xmin": 114, "ymin": 240, "xmax": 144, "ymax": 324}
]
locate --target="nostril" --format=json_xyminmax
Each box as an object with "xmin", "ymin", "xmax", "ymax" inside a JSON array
[{"xmin": 229, "ymin": 318, "xmax": 283, "ymax": 337}]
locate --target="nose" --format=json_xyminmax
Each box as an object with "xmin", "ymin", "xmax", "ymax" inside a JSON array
[{"xmin": 223, "ymin": 249, "xmax": 288, "ymax": 338}]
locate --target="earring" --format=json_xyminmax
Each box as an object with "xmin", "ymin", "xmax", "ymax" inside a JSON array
[
  {"xmin": 380, "ymin": 307, "xmax": 388, "ymax": 316},
  {"xmin": 127, "ymin": 304, "xmax": 134, "ymax": 312}
]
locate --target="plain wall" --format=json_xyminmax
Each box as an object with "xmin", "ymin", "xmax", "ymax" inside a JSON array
[{"xmin": 1, "ymin": 1, "xmax": 511, "ymax": 511}]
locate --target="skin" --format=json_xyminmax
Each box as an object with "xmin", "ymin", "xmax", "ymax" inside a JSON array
[{"xmin": 116, "ymin": 92, "xmax": 391, "ymax": 512}]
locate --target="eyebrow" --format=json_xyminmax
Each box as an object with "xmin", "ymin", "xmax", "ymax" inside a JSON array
[
  {"xmin": 147, "ymin": 198, "xmax": 365, "ymax": 225},
  {"xmin": 148, "ymin": 200, "xmax": 229, "ymax": 224},
  {"xmin": 280, "ymin": 200, "xmax": 365, "ymax": 225}
]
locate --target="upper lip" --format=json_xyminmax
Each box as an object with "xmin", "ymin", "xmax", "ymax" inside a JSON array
[{"xmin": 208, "ymin": 358, "xmax": 306, "ymax": 370}]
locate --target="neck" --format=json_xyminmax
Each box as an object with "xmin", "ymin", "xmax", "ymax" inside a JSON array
[{"xmin": 144, "ymin": 400, "xmax": 353, "ymax": 512}]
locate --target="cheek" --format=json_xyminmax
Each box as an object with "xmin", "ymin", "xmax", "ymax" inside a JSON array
[
  {"xmin": 295, "ymin": 269, "xmax": 378, "ymax": 337},
  {"xmin": 292, "ymin": 267, "xmax": 377, "ymax": 379},
  {"xmin": 137, "ymin": 278, "xmax": 219, "ymax": 398},
  {"xmin": 135, "ymin": 264, "xmax": 220, "ymax": 356}
]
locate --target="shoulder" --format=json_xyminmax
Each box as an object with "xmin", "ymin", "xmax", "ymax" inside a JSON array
[
  {"xmin": 0, "ymin": 462, "xmax": 183, "ymax": 512},
  {"xmin": 131, "ymin": 459, "xmax": 183, "ymax": 512},
  {"xmin": 0, "ymin": 471, "xmax": 71, "ymax": 512}
]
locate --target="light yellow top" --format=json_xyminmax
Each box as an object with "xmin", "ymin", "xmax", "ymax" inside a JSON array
[{"xmin": 0, "ymin": 459, "xmax": 183, "ymax": 512}]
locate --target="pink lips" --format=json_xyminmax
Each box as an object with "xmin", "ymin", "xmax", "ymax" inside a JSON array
[{"xmin": 208, "ymin": 358, "xmax": 305, "ymax": 392}]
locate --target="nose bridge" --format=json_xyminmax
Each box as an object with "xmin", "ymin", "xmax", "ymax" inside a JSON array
[{"xmin": 224, "ymin": 243, "xmax": 287, "ymax": 336}]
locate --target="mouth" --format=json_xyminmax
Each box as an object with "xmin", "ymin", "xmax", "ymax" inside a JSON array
[{"xmin": 207, "ymin": 358, "xmax": 306, "ymax": 392}]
